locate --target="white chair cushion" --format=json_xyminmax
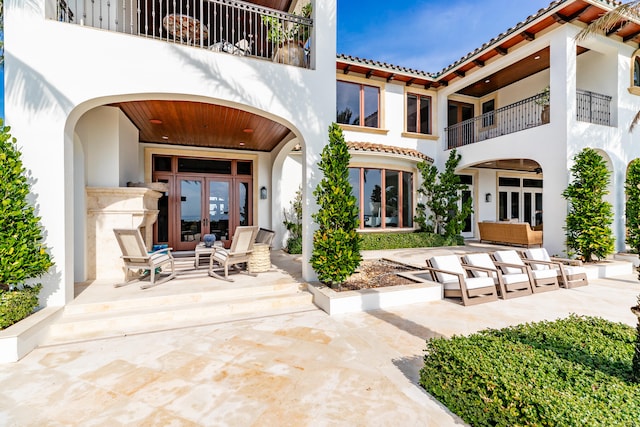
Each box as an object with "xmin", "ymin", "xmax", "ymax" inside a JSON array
[
  {"xmin": 531, "ymin": 268, "xmax": 557, "ymax": 280},
  {"xmin": 493, "ymin": 250, "xmax": 524, "ymax": 275},
  {"xmin": 441, "ymin": 276, "xmax": 494, "ymax": 291},
  {"xmin": 502, "ymin": 272, "xmax": 529, "ymax": 285},
  {"xmin": 524, "ymin": 248, "xmax": 552, "ymax": 270},
  {"xmin": 564, "ymin": 265, "xmax": 586, "ymax": 275},
  {"xmin": 463, "ymin": 253, "xmax": 496, "ymax": 278},
  {"xmin": 430, "ymin": 255, "xmax": 465, "ymax": 283}
]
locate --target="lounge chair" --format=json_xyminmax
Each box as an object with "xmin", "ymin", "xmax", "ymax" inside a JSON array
[
  {"xmin": 255, "ymin": 228, "xmax": 276, "ymax": 247},
  {"xmin": 462, "ymin": 252, "xmax": 533, "ymax": 299},
  {"xmin": 522, "ymin": 248, "xmax": 588, "ymax": 288},
  {"xmin": 493, "ymin": 250, "xmax": 559, "ymax": 293},
  {"xmin": 425, "ymin": 255, "xmax": 498, "ymax": 306},
  {"xmin": 208, "ymin": 225, "xmax": 259, "ymax": 281},
  {"xmin": 113, "ymin": 228, "xmax": 176, "ymax": 289}
]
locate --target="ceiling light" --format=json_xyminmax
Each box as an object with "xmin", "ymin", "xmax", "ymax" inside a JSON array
[
  {"xmin": 242, "ymin": 128, "xmax": 254, "ymax": 133},
  {"xmin": 162, "ymin": 136, "xmax": 169, "ymax": 140},
  {"xmin": 239, "ymin": 142, "xmax": 246, "ymax": 146},
  {"xmin": 485, "ymin": 79, "xmax": 490, "ymax": 83},
  {"xmin": 150, "ymin": 119, "xmax": 163, "ymax": 124},
  {"xmin": 534, "ymin": 55, "xmax": 541, "ymax": 60}
]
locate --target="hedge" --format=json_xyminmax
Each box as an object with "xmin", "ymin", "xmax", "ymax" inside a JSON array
[
  {"xmin": 420, "ymin": 315, "xmax": 640, "ymax": 426},
  {"xmin": 359, "ymin": 232, "xmax": 462, "ymax": 250},
  {"xmin": 0, "ymin": 285, "xmax": 42, "ymax": 330}
]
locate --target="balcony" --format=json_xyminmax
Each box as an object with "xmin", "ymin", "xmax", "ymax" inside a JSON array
[
  {"xmin": 53, "ymin": 0, "xmax": 314, "ymax": 69},
  {"xmin": 445, "ymin": 89, "xmax": 612, "ymax": 149}
]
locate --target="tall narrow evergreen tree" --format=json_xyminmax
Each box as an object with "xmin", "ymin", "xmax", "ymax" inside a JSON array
[
  {"xmin": 626, "ymin": 159, "xmax": 640, "ymax": 257},
  {"xmin": 562, "ymin": 147, "xmax": 614, "ymax": 262},
  {"xmin": 0, "ymin": 122, "xmax": 53, "ymax": 290},
  {"xmin": 311, "ymin": 124, "xmax": 361, "ymax": 288}
]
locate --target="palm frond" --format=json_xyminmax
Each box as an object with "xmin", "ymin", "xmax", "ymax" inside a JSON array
[
  {"xmin": 576, "ymin": 1, "xmax": 640, "ymax": 42},
  {"xmin": 630, "ymin": 109, "xmax": 640, "ymax": 132}
]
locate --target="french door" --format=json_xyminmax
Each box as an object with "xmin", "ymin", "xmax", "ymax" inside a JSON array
[
  {"xmin": 498, "ymin": 177, "xmax": 543, "ymax": 226},
  {"xmin": 152, "ymin": 156, "xmax": 253, "ymax": 251}
]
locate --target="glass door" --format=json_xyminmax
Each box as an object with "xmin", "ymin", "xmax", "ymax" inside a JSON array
[
  {"xmin": 207, "ymin": 179, "xmax": 231, "ymax": 245},
  {"xmin": 176, "ymin": 177, "xmax": 204, "ymax": 251}
]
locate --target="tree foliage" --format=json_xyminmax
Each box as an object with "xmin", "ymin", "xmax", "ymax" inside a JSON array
[
  {"xmin": 283, "ymin": 186, "xmax": 302, "ymax": 254},
  {"xmin": 562, "ymin": 148, "xmax": 615, "ymax": 262},
  {"xmin": 625, "ymin": 159, "xmax": 640, "ymax": 254},
  {"xmin": 310, "ymin": 124, "xmax": 362, "ymax": 288},
  {"xmin": 0, "ymin": 122, "xmax": 53, "ymax": 290},
  {"xmin": 415, "ymin": 149, "xmax": 471, "ymax": 242}
]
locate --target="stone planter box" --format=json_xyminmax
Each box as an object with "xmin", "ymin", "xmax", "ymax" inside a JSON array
[
  {"xmin": 0, "ymin": 306, "xmax": 62, "ymax": 363},
  {"xmin": 307, "ymin": 276, "xmax": 441, "ymax": 315}
]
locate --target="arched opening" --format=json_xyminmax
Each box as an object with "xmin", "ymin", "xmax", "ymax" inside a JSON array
[{"xmin": 70, "ymin": 95, "xmax": 301, "ymax": 293}]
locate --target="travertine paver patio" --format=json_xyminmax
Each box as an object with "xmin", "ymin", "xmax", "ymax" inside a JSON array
[{"xmin": 1, "ymin": 255, "xmax": 639, "ymax": 425}]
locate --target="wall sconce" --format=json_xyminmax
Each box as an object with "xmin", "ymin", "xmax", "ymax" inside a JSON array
[
  {"xmin": 485, "ymin": 193, "xmax": 492, "ymax": 203},
  {"xmin": 260, "ymin": 186, "xmax": 268, "ymax": 200}
]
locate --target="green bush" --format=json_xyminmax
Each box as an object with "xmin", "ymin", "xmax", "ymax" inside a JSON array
[
  {"xmin": 0, "ymin": 285, "xmax": 42, "ymax": 329},
  {"xmin": 0, "ymin": 122, "xmax": 53, "ymax": 329},
  {"xmin": 283, "ymin": 186, "xmax": 302, "ymax": 254},
  {"xmin": 360, "ymin": 232, "xmax": 462, "ymax": 250},
  {"xmin": 420, "ymin": 315, "xmax": 640, "ymax": 426}
]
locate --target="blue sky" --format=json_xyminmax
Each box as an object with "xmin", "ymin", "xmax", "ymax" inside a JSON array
[{"xmin": 338, "ymin": 0, "xmax": 554, "ymax": 73}]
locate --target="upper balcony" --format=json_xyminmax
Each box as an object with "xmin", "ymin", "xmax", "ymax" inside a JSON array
[
  {"xmin": 445, "ymin": 89, "xmax": 612, "ymax": 149},
  {"xmin": 52, "ymin": 0, "xmax": 314, "ymax": 69}
]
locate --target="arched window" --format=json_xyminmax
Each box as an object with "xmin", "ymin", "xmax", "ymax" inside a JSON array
[{"xmin": 634, "ymin": 55, "xmax": 640, "ymax": 87}]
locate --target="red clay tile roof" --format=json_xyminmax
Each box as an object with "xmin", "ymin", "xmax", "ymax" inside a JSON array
[{"xmin": 347, "ymin": 142, "xmax": 433, "ymax": 163}]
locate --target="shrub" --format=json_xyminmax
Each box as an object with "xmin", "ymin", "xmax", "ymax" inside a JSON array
[
  {"xmin": 283, "ymin": 186, "xmax": 302, "ymax": 254},
  {"xmin": 420, "ymin": 315, "xmax": 640, "ymax": 426},
  {"xmin": 0, "ymin": 122, "xmax": 53, "ymax": 328},
  {"xmin": 360, "ymin": 232, "xmax": 462, "ymax": 250},
  {"xmin": 626, "ymin": 159, "xmax": 640, "ymax": 255},
  {"xmin": 562, "ymin": 148, "xmax": 614, "ymax": 262},
  {"xmin": 0, "ymin": 285, "xmax": 41, "ymax": 329},
  {"xmin": 415, "ymin": 149, "xmax": 472, "ymax": 240},
  {"xmin": 311, "ymin": 124, "xmax": 362, "ymax": 287}
]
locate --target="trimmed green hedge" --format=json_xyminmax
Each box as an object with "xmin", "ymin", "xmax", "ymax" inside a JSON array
[
  {"xmin": 0, "ymin": 285, "xmax": 41, "ymax": 330},
  {"xmin": 420, "ymin": 315, "xmax": 640, "ymax": 426},
  {"xmin": 360, "ymin": 232, "xmax": 462, "ymax": 250}
]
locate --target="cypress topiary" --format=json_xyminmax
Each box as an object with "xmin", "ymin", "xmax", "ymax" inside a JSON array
[
  {"xmin": 562, "ymin": 147, "xmax": 614, "ymax": 262},
  {"xmin": 310, "ymin": 123, "xmax": 361, "ymax": 288}
]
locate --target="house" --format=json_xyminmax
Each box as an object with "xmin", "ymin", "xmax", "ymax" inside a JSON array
[{"xmin": 4, "ymin": 0, "xmax": 640, "ymax": 317}]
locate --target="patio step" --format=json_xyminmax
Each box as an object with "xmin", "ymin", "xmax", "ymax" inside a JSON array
[{"xmin": 42, "ymin": 282, "xmax": 315, "ymax": 346}]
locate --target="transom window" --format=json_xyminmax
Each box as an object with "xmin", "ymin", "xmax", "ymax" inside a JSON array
[
  {"xmin": 406, "ymin": 93, "xmax": 432, "ymax": 134},
  {"xmin": 337, "ymin": 81, "xmax": 380, "ymax": 128},
  {"xmin": 349, "ymin": 167, "xmax": 413, "ymax": 229}
]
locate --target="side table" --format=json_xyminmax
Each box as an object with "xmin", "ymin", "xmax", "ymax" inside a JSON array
[
  {"xmin": 194, "ymin": 241, "xmax": 223, "ymax": 268},
  {"xmin": 248, "ymin": 243, "xmax": 271, "ymax": 273}
]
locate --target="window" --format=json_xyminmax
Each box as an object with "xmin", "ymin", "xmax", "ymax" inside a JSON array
[
  {"xmin": 349, "ymin": 167, "xmax": 413, "ymax": 229},
  {"xmin": 337, "ymin": 81, "xmax": 380, "ymax": 128},
  {"xmin": 406, "ymin": 93, "xmax": 432, "ymax": 134},
  {"xmin": 481, "ymin": 99, "xmax": 495, "ymax": 127},
  {"xmin": 634, "ymin": 55, "xmax": 640, "ymax": 87}
]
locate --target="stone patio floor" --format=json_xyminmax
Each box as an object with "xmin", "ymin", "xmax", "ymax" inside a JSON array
[{"xmin": 1, "ymin": 247, "xmax": 639, "ymax": 426}]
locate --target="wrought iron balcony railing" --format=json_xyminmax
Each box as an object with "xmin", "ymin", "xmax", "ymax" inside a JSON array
[
  {"xmin": 445, "ymin": 89, "xmax": 612, "ymax": 149},
  {"xmin": 576, "ymin": 89, "xmax": 612, "ymax": 126},
  {"xmin": 53, "ymin": 0, "xmax": 314, "ymax": 69}
]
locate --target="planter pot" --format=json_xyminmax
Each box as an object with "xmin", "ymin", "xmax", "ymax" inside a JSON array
[
  {"xmin": 273, "ymin": 42, "xmax": 306, "ymax": 67},
  {"xmin": 541, "ymin": 105, "xmax": 550, "ymax": 124}
]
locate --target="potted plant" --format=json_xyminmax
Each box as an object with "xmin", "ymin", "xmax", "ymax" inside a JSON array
[
  {"xmin": 535, "ymin": 86, "xmax": 551, "ymax": 124},
  {"xmin": 261, "ymin": 3, "xmax": 312, "ymax": 67}
]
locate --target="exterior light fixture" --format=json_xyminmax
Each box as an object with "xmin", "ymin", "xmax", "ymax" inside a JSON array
[
  {"xmin": 260, "ymin": 186, "xmax": 268, "ymax": 199},
  {"xmin": 485, "ymin": 193, "xmax": 492, "ymax": 203}
]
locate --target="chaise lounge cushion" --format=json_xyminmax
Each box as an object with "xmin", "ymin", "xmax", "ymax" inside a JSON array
[{"xmin": 430, "ymin": 255, "xmax": 495, "ymax": 290}]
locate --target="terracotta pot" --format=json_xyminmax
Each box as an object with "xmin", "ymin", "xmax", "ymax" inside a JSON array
[{"xmin": 273, "ymin": 42, "xmax": 306, "ymax": 67}]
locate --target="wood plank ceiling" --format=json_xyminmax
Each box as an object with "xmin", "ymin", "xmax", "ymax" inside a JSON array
[{"xmin": 112, "ymin": 100, "xmax": 291, "ymax": 152}]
